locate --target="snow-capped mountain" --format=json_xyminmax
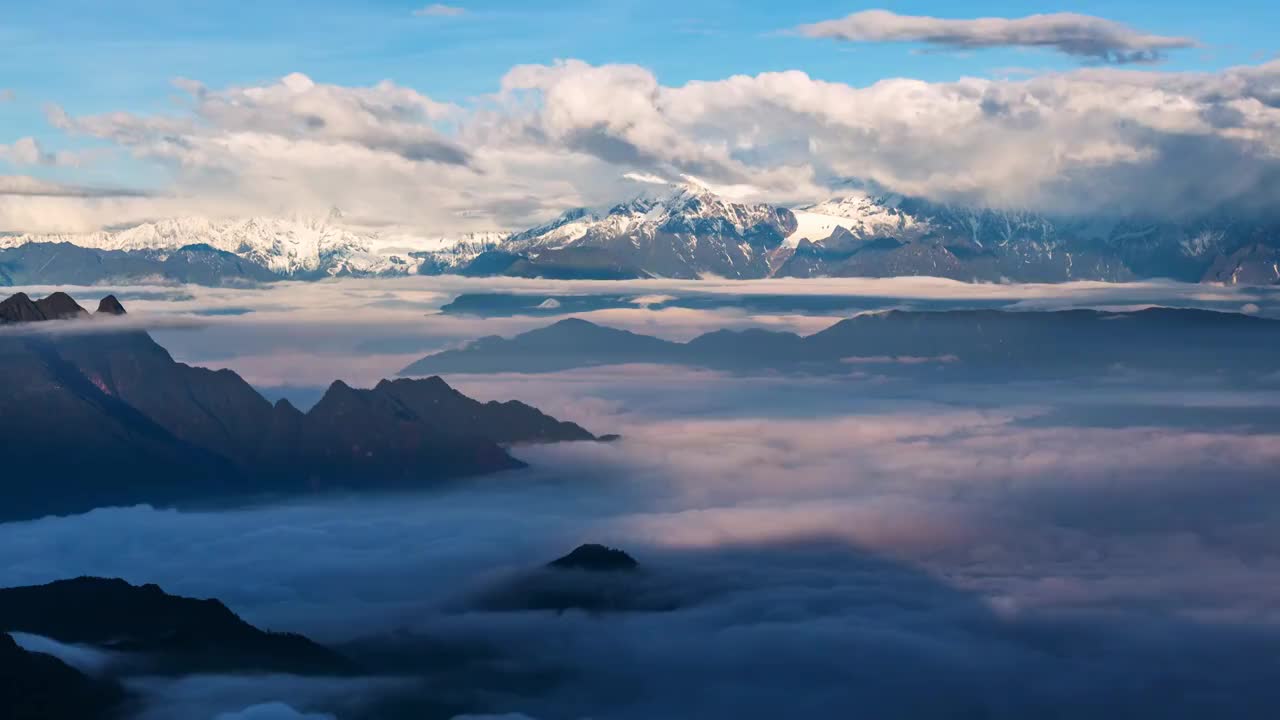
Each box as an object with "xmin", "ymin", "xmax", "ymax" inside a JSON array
[
  {"xmin": 770, "ymin": 193, "xmax": 1279, "ymax": 283},
  {"xmin": 2, "ymin": 182, "xmax": 1278, "ymax": 286},
  {"xmin": 0, "ymin": 214, "xmax": 509, "ymax": 280},
  {"xmin": 787, "ymin": 193, "xmax": 929, "ymax": 248},
  {"xmin": 483, "ymin": 183, "xmax": 1279, "ymax": 283},
  {"xmin": 485, "ymin": 182, "xmax": 798, "ymax": 279}
]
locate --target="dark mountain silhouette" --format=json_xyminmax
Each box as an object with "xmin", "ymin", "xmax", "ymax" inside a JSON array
[
  {"xmin": 401, "ymin": 308, "xmax": 1280, "ymax": 378},
  {"xmin": 402, "ymin": 318, "xmax": 674, "ymax": 375},
  {"xmin": 95, "ymin": 295, "xmax": 127, "ymax": 315},
  {"xmin": 469, "ymin": 544, "xmax": 683, "ymax": 614},
  {"xmin": 0, "ymin": 292, "xmax": 604, "ymax": 523},
  {"xmin": 0, "ymin": 578, "xmax": 352, "ymax": 676},
  {"xmin": 0, "ymin": 632, "xmax": 125, "ymax": 720},
  {"xmin": 549, "ymin": 544, "xmax": 639, "ymax": 572},
  {"xmin": 1, "ymin": 291, "xmax": 91, "ymax": 322},
  {"xmin": 461, "ymin": 247, "xmax": 648, "ymax": 280}
]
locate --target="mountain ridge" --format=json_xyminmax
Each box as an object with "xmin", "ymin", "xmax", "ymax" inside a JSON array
[
  {"xmin": 0, "ymin": 577, "xmax": 354, "ymax": 676},
  {"xmin": 401, "ymin": 307, "xmax": 1280, "ymax": 378},
  {"xmin": 0, "ymin": 292, "xmax": 604, "ymax": 523}
]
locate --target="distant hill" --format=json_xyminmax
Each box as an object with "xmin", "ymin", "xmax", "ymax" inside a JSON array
[{"xmin": 401, "ymin": 308, "xmax": 1280, "ymax": 378}]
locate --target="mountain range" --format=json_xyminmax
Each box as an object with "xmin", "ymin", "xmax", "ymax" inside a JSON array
[
  {"xmin": 0, "ymin": 213, "xmax": 506, "ymax": 285},
  {"xmin": 0, "ymin": 292, "xmax": 601, "ymax": 523},
  {"xmin": 4, "ymin": 182, "xmax": 1278, "ymax": 285},
  {"xmin": 401, "ymin": 308, "xmax": 1280, "ymax": 379}
]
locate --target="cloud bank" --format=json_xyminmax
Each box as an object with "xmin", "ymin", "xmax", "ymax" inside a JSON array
[
  {"xmin": 795, "ymin": 10, "xmax": 1197, "ymax": 64},
  {"xmin": 2, "ymin": 370, "xmax": 1279, "ymax": 718}
]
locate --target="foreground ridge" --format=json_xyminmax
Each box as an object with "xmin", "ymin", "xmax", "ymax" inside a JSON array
[{"xmin": 0, "ymin": 292, "xmax": 605, "ymax": 523}]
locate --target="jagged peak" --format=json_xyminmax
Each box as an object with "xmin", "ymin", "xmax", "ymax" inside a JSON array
[
  {"xmin": 35, "ymin": 292, "xmax": 89, "ymax": 320},
  {"xmin": 549, "ymin": 317, "xmax": 600, "ymax": 328},
  {"xmin": 95, "ymin": 295, "xmax": 127, "ymax": 316},
  {"xmin": 273, "ymin": 398, "xmax": 302, "ymax": 415},
  {"xmin": 1, "ymin": 291, "xmax": 91, "ymax": 323},
  {"xmin": 376, "ymin": 375, "xmax": 451, "ymax": 390},
  {"xmin": 548, "ymin": 544, "xmax": 639, "ymax": 572},
  {"xmin": 0, "ymin": 292, "xmax": 41, "ymax": 323}
]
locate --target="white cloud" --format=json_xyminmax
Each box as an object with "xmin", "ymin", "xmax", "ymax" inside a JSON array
[
  {"xmin": 413, "ymin": 3, "xmax": 465, "ymax": 17},
  {"xmin": 795, "ymin": 10, "xmax": 1197, "ymax": 64},
  {"xmin": 0, "ymin": 136, "xmax": 87, "ymax": 167},
  {"xmin": 8, "ymin": 59, "xmax": 1280, "ymax": 233}
]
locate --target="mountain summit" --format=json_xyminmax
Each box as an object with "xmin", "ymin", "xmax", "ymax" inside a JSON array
[{"xmin": 466, "ymin": 181, "xmax": 798, "ymax": 279}]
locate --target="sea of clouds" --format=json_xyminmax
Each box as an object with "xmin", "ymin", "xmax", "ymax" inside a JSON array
[{"xmin": 3, "ymin": 279, "xmax": 1279, "ymax": 718}]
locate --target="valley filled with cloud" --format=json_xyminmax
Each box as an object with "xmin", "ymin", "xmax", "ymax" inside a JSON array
[{"xmin": 4, "ymin": 278, "xmax": 1279, "ymax": 718}]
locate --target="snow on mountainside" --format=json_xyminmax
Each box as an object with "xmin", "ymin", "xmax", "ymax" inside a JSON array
[
  {"xmin": 1, "ymin": 215, "xmax": 508, "ymax": 278},
  {"xmin": 787, "ymin": 193, "xmax": 929, "ymax": 248},
  {"xmin": 510, "ymin": 182, "xmax": 796, "ymax": 250},
  {"xmin": 494, "ymin": 181, "xmax": 798, "ymax": 279},
  {"xmin": 4, "ymin": 180, "xmax": 1278, "ymax": 285}
]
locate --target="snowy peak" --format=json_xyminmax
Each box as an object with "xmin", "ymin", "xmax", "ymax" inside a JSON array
[
  {"xmin": 2, "ymin": 215, "xmax": 383, "ymax": 276},
  {"xmin": 510, "ymin": 181, "xmax": 797, "ymax": 253},
  {"xmin": 649, "ymin": 183, "xmax": 793, "ymax": 238},
  {"xmin": 2, "ymin": 217, "xmax": 513, "ymax": 278},
  {"xmin": 788, "ymin": 192, "xmax": 927, "ymax": 247},
  {"xmin": 488, "ymin": 181, "xmax": 797, "ymax": 279}
]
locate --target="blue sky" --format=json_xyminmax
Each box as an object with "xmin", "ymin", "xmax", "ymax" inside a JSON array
[
  {"xmin": 4, "ymin": 0, "xmax": 1275, "ymax": 122},
  {"xmin": 2, "ymin": 1, "xmax": 1278, "ymax": 231}
]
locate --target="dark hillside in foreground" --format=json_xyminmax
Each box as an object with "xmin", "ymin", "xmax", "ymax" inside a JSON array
[{"xmin": 0, "ymin": 292, "xmax": 602, "ymax": 523}]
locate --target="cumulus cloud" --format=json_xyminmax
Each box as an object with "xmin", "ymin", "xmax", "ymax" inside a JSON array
[
  {"xmin": 0, "ymin": 137, "xmax": 87, "ymax": 167},
  {"xmin": 795, "ymin": 10, "xmax": 1198, "ymax": 64},
  {"xmin": 12, "ymin": 57, "xmax": 1280, "ymax": 235},
  {"xmin": 414, "ymin": 3, "xmax": 465, "ymax": 17},
  {"xmin": 510, "ymin": 58, "xmax": 1280, "ymax": 215},
  {"xmin": 53, "ymin": 72, "xmax": 469, "ymax": 167}
]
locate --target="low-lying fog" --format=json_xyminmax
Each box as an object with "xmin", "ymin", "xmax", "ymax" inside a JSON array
[{"xmin": 4, "ymin": 278, "xmax": 1280, "ymax": 718}]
